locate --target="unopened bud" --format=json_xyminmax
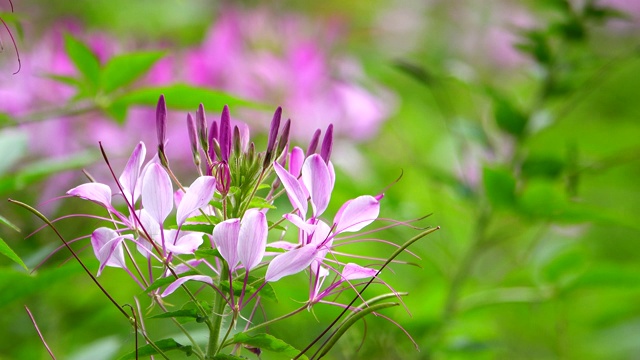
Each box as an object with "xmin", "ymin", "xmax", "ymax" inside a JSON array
[
  {"xmin": 266, "ymin": 107, "xmax": 282, "ymax": 155},
  {"xmin": 306, "ymin": 129, "xmax": 321, "ymax": 156},
  {"xmin": 187, "ymin": 113, "xmax": 200, "ymax": 167},
  {"xmin": 208, "ymin": 120, "xmax": 218, "ymax": 162},
  {"xmin": 276, "ymin": 118, "xmax": 291, "ymax": 161},
  {"xmin": 214, "ymin": 162, "xmax": 231, "ymax": 196},
  {"xmin": 320, "ymin": 124, "xmax": 333, "ymax": 164},
  {"xmin": 219, "ymin": 105, "xmax": 232, "ymax": 162},
  {"xmin": 196, "ymin": 104, "xmax": 209, "ymax": 156},
  {"xmin": 233, "ymin": 125, "xmax": 242, "ymax": 156}
]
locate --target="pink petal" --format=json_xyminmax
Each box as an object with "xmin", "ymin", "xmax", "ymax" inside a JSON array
[
  {"xmin": 265, "ymin": 244, "xmax": 317, "ymax": 282},
  {"xmin": 302, "ymin": 154, "xmax": 332, "ymax": 218},
  {"xmin": 212, "ymin": 218, "xmax": 240, "ymax": 270},
  {"xmin": 161, "ymin": 275, "xmax": 213, "ymax": 297},
  {"xmin": 238, "ymin": 209, "xmax": 267, "ymax": 271},
  {"xmin": 309, "ymin": 221, "xmax": 333, "ymax": 262},
  {"xmin": 289, "ymin": 146, "xmax": 305, "ymax": 177},
  {"xmin": 67, "ymin": 183, "xmax": 113, "ymax": 210},
  {"xmin": 283, "ymin": 213, "xmax": 315, "ymax": 234},
  {"xmin": 266, "ymin": 241, "xmax": 298, "ymax": 250},
  {"xmin": 342, "ymin": 263, "xmax": 378, "ymax": 281},
  {"xmin": 118, "ymin": 142, "xmax": 146, "ymax": 205},
  {"xmin": 174, "ymin": 259, "xmax": 203, "ymax": 275},
  {"xmin": 168, "ymin": 232, "xmax": 204, "ymax": 254},
  {"xmin": 176, "ymin": 176, "xmax": 216, "ymax": 226},
  {"xmin": 334, "ymin": 195, "xmax": 380, "ymax": 233},
  {"xmin": 141, "ymin": 163, "xmax": 173, "ymax": 225},
  {"xmin": 174, "ymin": 189, "xmax": 185, "ymax": 208},
  {"xmin": 274, "ymin": 162, "xmax": 308, "ymax": 216},
  {"xmin": 91, "ymin": 228, "xmax": 126, "ymax": 276}
]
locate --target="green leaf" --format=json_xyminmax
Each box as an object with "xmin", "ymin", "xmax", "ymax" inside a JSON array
[
  {"xmin": 482, "ymin": 167, "xmax": 516, "ymax": 209},
  {"xmin": 112, "ymin": 84, "xmax": 260, "ymax": 111},
  {"xmin": 178, "ymin": 223, "xmax": 216, "ymax": 233},
  {"xmin": 0, "ymin": 236, "xmax": 27, "ymax": 270},
  {"xmin": 0, "ymin": 151, "xmax": 98, "ymax": 192},
  {"xmin": 521, "ymin": 155, "xmax": 565, "ymax": 179},
  {"xmin": 493, "ymin": 97, "xmax": 528, "ymax": 137},
  {"xmin": 248, "ymin": 196, "xmax": 276, "ymax": 210},
  {"xmin": 101, "ymin": 51, "xmax": 164, "ymax": 93},
  {"xmin": 194, "ymin": 248, "xmax": 222, "ymax": 260},
  {"xmin": 43, "ymin": 73, "xmax": 83, "ymax": 87},
  {"xmin": 230, "ymin": 333, "xmax": 308, "ymax": 360},
  {"xmin": 64, "ymin": 34, "xmax": 101, "ymax": 89},
  {"xmin": 517, "ymin": 180, "xmax": 567, "ymax": 219},
  {"xmin": 514, "ymin": 30, "xmax": 552, "ymax": 65},
  {"xmin": 148, "ymin": 308, "xmax": 200, "ymax": 320},
  {"xmin": 118, "ymin": 338, "xmax": 192, "ymax": 360},
  {"xmin": 0, "ymin": 214, "xmax": 20, "ymax": 232}
]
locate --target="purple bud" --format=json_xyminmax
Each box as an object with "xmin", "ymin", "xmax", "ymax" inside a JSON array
[
  {"xmin": 156, "ymin": 94, "xmax": 167, "ymax": 150},
  {"xmin": 208, "ymin": 120, "xmax": 218, "ymax": 162},
  {"xmin": 306, "ymin": 129, "xmax": 322, "ymax": 156},
  {"xmin": 196, "ymin": 104, "xmax": 209, "ymax": 155},
  {"xmin": 276, "ymin": 119, "xmax": 291, "ymax": 160},
  {"xmin": 266, "ymin": 107, "xmax": 282, "ymax": 155},
  {"xmin": 187, "ymin": 113, "xmax": 199, "ymax": 165},
  {"xmin": 320, "ymin": 124, "xmax": 333, "ymax": 163},
  {"xmin": 214, "ymin": 162, "xmax": 231, "ymax": 196},
  {"xmin": 219, "ymin": 106, "xmax": 231, "ymax": 162},
  {"xmin": 233, "ymin": 125, "xmax": 242, "ymax": 156}
]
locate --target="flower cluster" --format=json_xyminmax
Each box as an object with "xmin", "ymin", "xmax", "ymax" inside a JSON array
[{"xmin": 57, "ymin": 96, "xmax": 424, "ymax": 358}]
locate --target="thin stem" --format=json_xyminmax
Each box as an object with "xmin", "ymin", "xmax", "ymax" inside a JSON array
[
  {"xmin": 157, "ymin": 302, "xmax": 205, "ymax": 359},
  {"xmin": 10, "ymin": 199, "xmax": 172, "ymax": 359},
  {"xmin": 207, "ymin": 262, "xmax": 230, "ymax": 357},
  {"xmin": 296, "ymin": 227, "xmax": 440, "ymax": 359},
  {"xmin": 232, "ymin": 304, "xmax": 308, "ymax": 340},
  {"xmin": 24, "ymin": 306, "xmax": 57, "ymax": 360}
]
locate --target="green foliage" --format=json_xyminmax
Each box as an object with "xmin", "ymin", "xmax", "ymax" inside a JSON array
[
  {"xmin": 482, "ymin": 167, "xmax": 516, "ymax": 209},
  {"xmin": 110, "ymin": 84, "xmax": 257, "ymax": 117},
  {"xmin": 493, "ymin": 96, "xmax": 528, "ymax": 138},
  {"xmin": 64, "ymin": 34, "xmax": 101, "ymax": 91},
  {"xmin": 0, "ymin": 237, "xmax": 27, "ymax": 270},
  {"xmin": 0, "ymin": 151, "xmax": 98, "ymax": 192},
  {"xmin": 229, "ymin": 333, "xmax": 309, "ymax": 359},
  {"xmin": 100, "ymin": 51, "xmax": 164, "ymax": 93},
  {"xmin": 118, "ymin": 338, "xmax": 192, "ymax": 359}
]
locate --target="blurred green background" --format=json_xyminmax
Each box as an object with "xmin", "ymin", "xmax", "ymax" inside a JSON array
[{"xmin": 1, "ymin": 0, "xmax": 640, "ymax": 359}]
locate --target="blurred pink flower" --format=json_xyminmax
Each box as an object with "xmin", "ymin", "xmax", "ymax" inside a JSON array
[{"xmin": 185, "ymin": 6, "xmax": 394, "ymax": 141}]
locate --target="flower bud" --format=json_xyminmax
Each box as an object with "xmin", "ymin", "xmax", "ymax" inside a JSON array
[
  {"xmin": 219, "ymin": 105, "xmax": 232, "ymax": 162},
  {"xmin": 208, "ymin": 120, "xmax": 218, "ymax": 163},
  {"xmin": 306, "ymin": 129, "xmax": 321, "ymax": 156},
  {"xmin": 320, "ymin": 124, "xmax": 334, "ymax": 164},
  {"xmin": 196, "ymin": 104, "xmax": 209, "ymax": 156},
  {"xmin": 156, "ymin": 95, "xmax": 169, "ymax": 167},
  {"xmin": 187, "ymin": 113, "xmax": 200, "ymax": 167},
  {"xmin": 214, "ymin": 162, "xmax": 231, "ymax": 196}
]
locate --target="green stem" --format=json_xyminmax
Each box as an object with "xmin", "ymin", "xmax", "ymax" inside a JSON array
[
  {"xmin": 238, "ymin": 304, "xmax": 308, "ymax": 338},
  {"xmin": 207, "ymin": 263, "xmax": 230, "ymax": 358}
]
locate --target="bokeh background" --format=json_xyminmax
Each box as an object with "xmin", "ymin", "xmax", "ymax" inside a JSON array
[{"xmin": 1, "ymin": 0, "xmax": 640, "ymax": 359}]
